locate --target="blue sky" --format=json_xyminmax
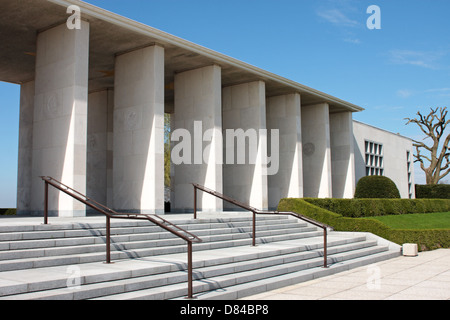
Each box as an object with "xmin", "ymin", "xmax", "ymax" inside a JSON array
[{"xmin": 1, "ymin": 0, "xmax": 449, "ymax": 207}]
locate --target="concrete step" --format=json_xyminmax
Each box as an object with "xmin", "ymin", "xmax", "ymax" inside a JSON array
[
  {"xmin": 194, "ymin": 250, "xmax": 401, "ymax": 300},
  {"xmin": 0, "ymin": 220, "xmax": 310, "ymax": 255},
  {"xmin": 0, "ymin": 229, "xmax": 323, "ymax": 272},
  {"xmin": 0, "ymin": 215, "xmax": 291, "ymax": 241},
  {"xmin": 0, "ymin": 214, "xmax": 401, "ymax": 300},
  {"xmin": 0, "ymin": 235, "xmax": 376, "ymax": 300},
  {"xmin": 0, "ymin": 216, "xmax": 317, "ymax": 271},
  {"xmin": 0, "ymin": 217, "xmax": 299, "ymax": 240},
  {"xmin": 95, "ymin": 244, "xmax": 391, "ymax": 300}
]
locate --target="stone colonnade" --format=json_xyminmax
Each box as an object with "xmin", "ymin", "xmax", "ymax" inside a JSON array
[{"xmin": 16, "ymin": 22, "xmax": 355, "ymax": 217}]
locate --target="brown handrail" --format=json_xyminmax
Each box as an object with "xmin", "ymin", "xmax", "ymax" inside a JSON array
[
  {"xmin": 40, "ymin": 176, "xmax": 202, "ymax": 299},
  {"xmin": 193, "ymin": 183, "xmax": 332, "ymax": 268}
]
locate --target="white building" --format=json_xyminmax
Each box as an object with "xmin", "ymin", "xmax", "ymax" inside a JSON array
[
  {"xmin": 353, "ymin": 121, "xmax": 415, "ymax": 199},
  {"xmin": 0, "ymin": 0, "xmax": 414, "ymax": 217}
]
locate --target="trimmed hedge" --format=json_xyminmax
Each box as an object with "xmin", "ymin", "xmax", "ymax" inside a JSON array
[
  {"xmin": 416, "ymin": 184, "xmax": 450, "ymax": 199},
  {"xmin": 278, "ymin": 198, "xmax": 450, "ymax": 251},
  {"xmin": 302, "ymin": 198, "xmax": 450, "ymax": 218},
  {"xmin": 0, "ymin": 209, "xmax": 16, "ymax": 216},
  {"xmin": 354, "ymin": 176, "xmax": 400, "ymax": 199}
]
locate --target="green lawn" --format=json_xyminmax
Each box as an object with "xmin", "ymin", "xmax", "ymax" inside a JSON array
[{"xmin": 366, "ymin": 212, "xmax": 450, "ymax": 230}]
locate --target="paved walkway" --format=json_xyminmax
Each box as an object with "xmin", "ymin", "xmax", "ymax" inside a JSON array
[{"xmin": 242, "ymin": 248, "xmax": 450, "ymax": 300}]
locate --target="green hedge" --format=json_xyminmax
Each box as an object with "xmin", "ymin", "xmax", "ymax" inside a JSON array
[
  {"xmin": 355, "ymin": 176, "xmax": 400, "ymax": 199},
  {"xmin": 416, "ymin": 184, "xmax": 450, "ymax": 199},
  {"xmin": 302, "ymin": 198, "xmax": 450, "ymax": 218},
  {"xmin": 278, "ymin": 198, "xmax": 450, "ymax": 251},
  {"xmin": 0, "ymin": 208, "xmax": 16, "ymax": 216}
]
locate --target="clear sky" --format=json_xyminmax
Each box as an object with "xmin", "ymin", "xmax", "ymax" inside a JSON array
[{"xmin": 0, "ymin": 0, "xmax": 449, "ymax": 207}]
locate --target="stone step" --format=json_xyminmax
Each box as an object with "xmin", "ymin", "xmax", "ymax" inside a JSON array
[
  {"xmin": 0, "ymin": 214, "xmax": 290, "ymax": 233},
  {"xmin": 0, "ymin": 233, "xmax": 368, "ymax": 298},
  {"xmin": 194, "ymin": 250, "xmax": 401, "ymax": 300},
  {"xmin": 0, "ymin": 225, "xmax": 322, "ymax": 271},
  {"xmin": 0, "ymin": 214, "xmax": 402, "ymax": 300},
  {"xmin": 0, "ymin": 219, "xmax": 307, "ymax": 252},
  {"xmin": 0, "ymin": 236, "xmax": 375, "ymax": 300},
  {"xmin": 0, "ymin": 215, "xmax": 291, "ymax": 241},
  {"xmin": 93, "ymin": 244, "xmax": 390, "ymax": 300},
  {"xmin": 0, "ymin": 231, "xmax": 324, "ymax": 271}
]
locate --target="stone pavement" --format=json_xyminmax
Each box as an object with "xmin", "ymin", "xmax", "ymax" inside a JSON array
[{"xmin": 242, "ymin": 248, "xmax": 450, "ymax": 300}]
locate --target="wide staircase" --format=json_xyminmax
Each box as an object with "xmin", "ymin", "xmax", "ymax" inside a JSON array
[
  {"xmin": 0, "ymin": 213, "xmax": 402, "ymax": 300},
  {"xmin": 0, "ymin": 178, "xmax": 401, "ymax": 300}
]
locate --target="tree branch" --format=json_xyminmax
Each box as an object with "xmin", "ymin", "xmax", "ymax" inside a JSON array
[
  {"xmin": 412, "ymin": 140, "xmax": 432, "ymax": 152},
  {"xmin": 405, "ymin": 107, "xmax": 449, "ymax": 184},
  {"xmin": 439, "ymin": 166, "xmax": 450, "ymax": 181}
]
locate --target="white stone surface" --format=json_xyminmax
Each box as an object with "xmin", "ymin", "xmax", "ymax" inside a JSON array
[
  {"xmin": 172, "ymin": 65, "xmax": 223, "ymax": 212},
  {"xmin": 330, "ymin": 111, "xmax": 355, "ymax": 198},
  {"xmin": 17, "ymin": 81, "xmax": 35, "ymax": 214},
  {"xmin": 301, "ymin": 103, "xmax": 332, "ymax": 198},
  {"xmin": 243, "ymin": 249, "xmax": 450, "ymax": 300},
  {"xmin": 113, "ymin": 45, "xmax": 165, "ymax": 214},
  {"xmin": 222, "ymin": 81, "xmax": 268, "ymax": 210},
  {"xmin": 353, "ymin": 121, "xmax": 415, "ymax": 198},
  {"xmin": 87, "ymin": 89, "xmax": 114, "ymax": 209},
  {"xmin": 29, "ymin": 22, "xmax": 90, "ymax": 217},
  {"xmin": 267, "ymin": 93, "xmax": 303, "ymax": 209},
  {"xmin": 403, "ymin": 243, "xmax": 418, "ymax": 256}
]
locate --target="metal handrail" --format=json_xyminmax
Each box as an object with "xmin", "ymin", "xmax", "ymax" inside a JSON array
[
  {"xmin": 40, "ymin": 176, "xmax": 202, "ymax": 299},
  {"xmin": 193, "ymin": 183, "xmax": 332, "ymax": 268}
]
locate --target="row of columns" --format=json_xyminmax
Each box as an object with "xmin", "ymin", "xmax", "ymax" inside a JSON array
[{"xmin": 16, "ymin": 21, "xmax": 355, "ymax": 217}]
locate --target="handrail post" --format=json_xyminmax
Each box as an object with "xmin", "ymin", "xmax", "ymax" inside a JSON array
[
  {"xmin": 44, "ymin": 180, "xmax": 49, "ymax": 225},
  {"xmin": 193, "ymin": 185, "xmax": 197, "ymax": 219},
  {"xmin": 105, "ymin": 216, "xmax": 111, "ymax": 264},
  {"xmin": 187, "ymin": 241, "xmax": 193, "ymax": 299},
  {"xmin": 252, "ymin": 211, "xmax": 256, "ymax": 247},
  {"xmin": 323, "ymin": 227, "xmax": 328, "ymax": 268}
]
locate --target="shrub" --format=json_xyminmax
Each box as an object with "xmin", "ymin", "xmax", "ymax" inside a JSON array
[
  {"xmin": 416, "ymin": 184, "xmax": 450, "ymax": 199},
  {"xmin": 354, "ymin": 176, "xmax": 400, "ymax": 199},
  {"xmin": 303, "ymin": 198, "xmax": 450, "ymax": 217},
  {"xmin": 0, "ymin": 209, "xmax": 16, "ymax": 215},
  {"xmin": 278, "ymin": 198, "xmax": 450, "ymax": 251}
]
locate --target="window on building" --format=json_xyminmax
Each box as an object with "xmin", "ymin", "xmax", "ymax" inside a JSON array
[
  {"xmin": 365, "ymin": 140, "xmax": 384, "ymax": 176},
  {"xmin": 407, "ymin": 151, "xmax": 413, "ymax": 199}
]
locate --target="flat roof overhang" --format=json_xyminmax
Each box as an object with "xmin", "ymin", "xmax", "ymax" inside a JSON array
[{"xmin": 0, "ymin": 0, "xmax": 364, "ymax": 113}]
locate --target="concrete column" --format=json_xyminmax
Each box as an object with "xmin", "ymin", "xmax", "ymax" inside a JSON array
[
  {"xmin": 267, "ymin": 93, "xmax": 303, "ymax": 209},
  {"xmin": 330, "ymin": 111, "xmax": 355, "ymax": 198},
  {"xmin": 113, "ymin": 45, "xmax": 164, "ymax": 214},
  {"xmin": 30, "ymin": 21, "xmax": 90, "ymax": 217},
  {"xmin": 172, "ymin": 65, "xmax": 222, "ymax": 212},
  {"xmin": 106, "ymin": 90, "xmax": 114, "ymax": 208},
  {"xmin": 16, "ymin": 81, "xmax": 35, "ymax": 215},
  {"xmin": 222, "ymin": 81, "xmax": 268, "ymax": 210},
  {"xmin": 87, "ymin": 89, "xmax": 114, "ymax": 209},
  {"xmin": 301, "ymin": 103, "xmax": 332, "ymax": 198}
]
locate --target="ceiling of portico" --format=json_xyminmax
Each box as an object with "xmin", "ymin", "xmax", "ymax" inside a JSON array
[{"xmin": 0, "ymin": 0, "xmax": 363, "ymax": 114}]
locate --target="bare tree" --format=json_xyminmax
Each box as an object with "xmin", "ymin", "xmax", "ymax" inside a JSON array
[{"xmin": 405, "ymin": 107, "xmax": 450, "ymax": 184}]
